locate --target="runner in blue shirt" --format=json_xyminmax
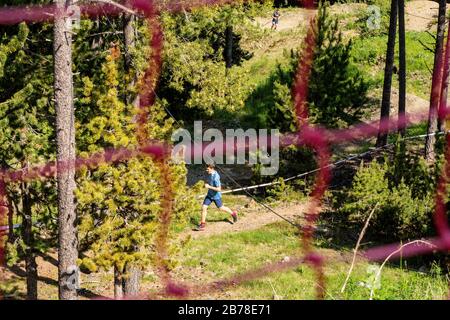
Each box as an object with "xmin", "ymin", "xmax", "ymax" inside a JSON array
[
  {"xmin": 196, "ymin": 162, "xmax": 238, "ymax": 231},
  {"xmin": 271, "ymin": 9, "xmax": 280, "ymax": 30}
]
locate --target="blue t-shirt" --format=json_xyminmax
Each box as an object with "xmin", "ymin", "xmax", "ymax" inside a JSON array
[
  {"xmin": 273, "ymin": 11, "xmax": 280, "ymax": 21},
  {"xmin": 207, "ymin": 171, "xmax": 222, "ymax": 200}
]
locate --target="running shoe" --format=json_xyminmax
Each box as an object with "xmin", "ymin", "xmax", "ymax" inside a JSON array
[
  {"xmin": 231, "ymin": 211, "xmax": 238, "ymax": 223},
  {"xmin": 195, "ymin": 222, "xmax": 206, "ymax": 231}
]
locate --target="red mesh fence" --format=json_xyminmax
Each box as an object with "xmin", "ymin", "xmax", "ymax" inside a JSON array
[{"xmin": 0, "ymin": 0, "xmax": 448, "ymax": 300}]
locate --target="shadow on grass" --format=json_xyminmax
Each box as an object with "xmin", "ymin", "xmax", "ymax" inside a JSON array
[
  {"xmin": 189, "ymin": 216, "xmax": 234, "ymax": 228},
  {"xmin": 7, "ymin": 265, "xmax": 58, "ymax": 287},
  {"xmin": 35, "ymin": 251, "xmax": 58, "ymax": 267},
  {"xmin": 7, "ymin": 264, "xmax": 110, "ymax": 300}
]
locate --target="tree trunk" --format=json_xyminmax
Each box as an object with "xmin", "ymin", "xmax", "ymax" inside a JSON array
[
  {"xmin": 122, "ymin": 263, "xmax": 141, "ymax": 297},
  {"xmin": 6, "ymin": 192, "xmax": 15, "ymax": 244},
  {"xmin": 0, "ymin": 180, "xmax": 6, "ymax": 293},
  {"xmin": 123, "ymin": 12, "xmax": 139, "ymax": 107},
  {"xmin": 425, "ymin": 0, "xmax": 446, "ymax": 162},
  {"xmin": 398, "ymin": 0, "xmax": 406, "ymax": 136},
  {"xmin": 21, "ymin": 183, "xmax": 38, "ymax": 300},
  {"xmin": 91, "ymin": 18, "xmax": 103, "ymax": 50},
  {"xmin": 122, "ymin": 13, "xmax": 141, "ymax": 296},
  {"xmin": 54, "ymin": 0, "xmax": 78, "ymax": 300},
  {"xmin": 225, "ymin": 25, "xmax": 233, "ymax": 69},
  {"xmin": 114, "ymin": 266, "xmax": 123, "ymax": 299},
  {"xmin": 438, "ymin": 21, "xmax": 450, "ymax": 133},
  {"xmin": 0, "ymin": 180, "xmax": 7, "ymax": 265},
  {"xmin": 123, "ymin": 13, "xmax": 135, "ymax": 73},
  {"xmin": 376, "ymin": 0, "xmax": 398, "ymax": 147}
]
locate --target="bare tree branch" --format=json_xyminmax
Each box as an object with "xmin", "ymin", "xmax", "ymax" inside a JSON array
[
  {"xmin": 426, "ymin": 30, "xmax": 437, "ymax": 41},
  {"xmin": 341, "ymin": 204, "xmax": 378, "ymax": 294},
  {"xmin": 418, "ymin": 39, "xmax": 435, "ymax": 54},
  {"xmin": 369, "ymin": 240, "xmax": 437, "ymax": 300},
  {"xmin": 86, "ymin": 30, "xmax": 123, "ymax": 38},
  {"xmin": 89, "ymin": 0, "xmax": 137, "ymax": 15}
]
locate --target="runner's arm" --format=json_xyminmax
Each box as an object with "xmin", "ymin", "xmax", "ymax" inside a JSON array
[{"xmin": 205, "ymin": 183, "xmax": 221, "ymax": 192}]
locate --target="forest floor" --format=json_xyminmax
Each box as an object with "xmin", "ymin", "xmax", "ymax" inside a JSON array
[
  {"xmin": 2, "ymin": 198, "xmax": 312, "ymax": 299},
  {"xmin": 405, "ymin": 0, "xmax": 440, "ymax": 32},
  {"xmin": 6, "ymin": 194, "xmax": 447, "ymax": 300}
]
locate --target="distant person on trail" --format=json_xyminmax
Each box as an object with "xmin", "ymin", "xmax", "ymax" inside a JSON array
[
  {"xmin": 271, "ymin": 9, "xmax": 280, "ymax": 30},
  {"xmin": 195, "ymin": 162, "xmax": 238, "ymax": 231}
]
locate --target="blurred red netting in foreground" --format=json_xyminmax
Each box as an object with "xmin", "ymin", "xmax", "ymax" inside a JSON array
[{"xmin": 0, "ymin": 0, "xmax": 448, "ymax": 300}]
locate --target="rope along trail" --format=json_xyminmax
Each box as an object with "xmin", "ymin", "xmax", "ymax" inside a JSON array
[
  {"xmin": 2, "ymin": 131, "xmax": 442, "ymax": 232},
  {"xmin": 221, "ymin": 130, "xmax": 447, "ymax": 194}
]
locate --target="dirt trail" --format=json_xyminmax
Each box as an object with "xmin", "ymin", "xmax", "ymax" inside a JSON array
[
  {"xmin": 187, "ymin": 201, "xmax": 306, "ymax": 239},
  {"xmin": 254, "ymin": 8, "xmax": 315, "ymax": 31},
  {"xmin": 253, "ymin": 4, "xmax": 364, "ymax": 32},
  {"xmin": 253, "ymin": 1, "xmax": 443, "ymax": 33},
  {"xmin": 405, "ymin": 1, "xmax": 441, "ymax": 32},
  {"xmin": 387, "ymin": 88, "xmax": 429, "ymax": 119}
]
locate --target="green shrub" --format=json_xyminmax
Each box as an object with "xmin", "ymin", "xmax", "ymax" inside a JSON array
[
  {"xmin": 340, "ymin": 158, "xmax": 434, "ymax": 241},
  {"xmin": 251, "ymin": 144, "xmax": 317, "ymax": 200},
  {"xmin": 266, "ymin": 177, "xmax": 306, "ymax": 203},
  {"xmin": 0, "ymin": 279, "xmax": 21, "ymax": 300}
]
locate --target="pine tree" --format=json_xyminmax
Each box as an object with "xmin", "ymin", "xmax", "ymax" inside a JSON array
[
  {"xmin": 122, "ymin": 11, "xmax": 141, "ymax": 296},
  {"xmin": 267, "ymin": 4, "xmax": 368, "ymax": 131},
  {"xmin": 0, "ymin": 21, "xmax": 57, "ymax": 300},
  {"xmin": 158, "ymin": 5, "xmax": 252, "ymax": 120},
  {"xmin": 76, "ymin": 47, "xmax": 197, "ymax": 299},
  {"xmin": 308, "ymin": 4, "xmax": 368, "ymax": 127},
  {"xmin": 54, "ymin": 0, "xmax": 78, "ymax": 300}
]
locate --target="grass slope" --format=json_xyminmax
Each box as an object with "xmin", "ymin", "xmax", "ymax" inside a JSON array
[{"xmin": 169, "ymin": 221, "xmax": 448, "ymax": 300}]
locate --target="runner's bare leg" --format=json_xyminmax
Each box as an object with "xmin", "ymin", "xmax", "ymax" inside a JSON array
[
  {"xmin": 219, "ymin": 205, "xmax": 234, "ymax": 214},
  {"xmin": 201, "ymin": 205, "xmax": 208, "ymax": 224}
]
